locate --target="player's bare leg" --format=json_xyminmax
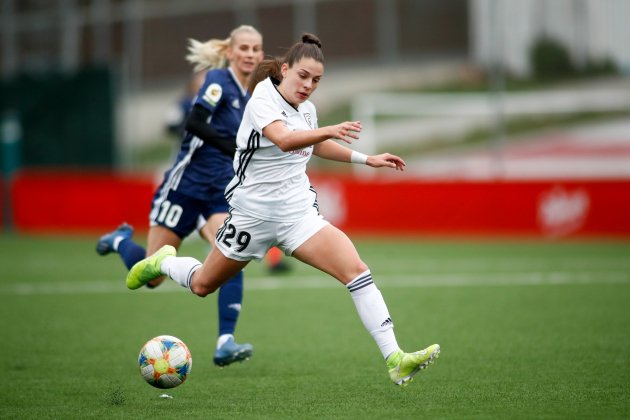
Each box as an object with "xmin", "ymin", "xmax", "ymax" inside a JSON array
[
  {"xmin": 292, "ymin": 224, "xmax": 440, "ymax": 386},
  {"xmin": 201, "ymin": 214, "xmax": 254, "ymax": 366}
]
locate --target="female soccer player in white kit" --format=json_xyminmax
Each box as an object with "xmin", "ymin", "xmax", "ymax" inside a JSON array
[{"xmin": 126, "ymin": 33, "xmax": 440, "ymax": 386}]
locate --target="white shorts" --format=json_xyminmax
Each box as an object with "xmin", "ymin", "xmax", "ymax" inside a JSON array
[{"xmin": 215, "ymin": 206, "xmax": 329, "ymax": 262}]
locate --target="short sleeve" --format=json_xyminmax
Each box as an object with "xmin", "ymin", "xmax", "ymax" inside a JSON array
[
  {"xmin": 194, "ymin": 71, "xmax": 224, "ymax": 112},
  {"xmin": 249, "ymin": 95, "xmax": 286, "ymax": 133}
]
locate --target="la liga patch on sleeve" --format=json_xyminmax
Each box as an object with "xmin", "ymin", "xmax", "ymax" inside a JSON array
[{"xmin": 203, "ymin": 83, "xmax": 223, "ymax": 105}]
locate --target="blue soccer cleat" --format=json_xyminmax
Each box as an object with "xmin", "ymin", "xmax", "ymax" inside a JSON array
[
  {"xmin": 213, "ymin": 337, "xmax": 254, "ymax": 367},
  {"xmin": 96, "ymin": 223, "xmax": 134, "ymax": 255}
]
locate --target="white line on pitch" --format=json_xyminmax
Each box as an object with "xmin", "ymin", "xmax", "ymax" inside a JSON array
[{"xmin": 1, "ymin": 271, "xmax": 629, "ymax": 296}]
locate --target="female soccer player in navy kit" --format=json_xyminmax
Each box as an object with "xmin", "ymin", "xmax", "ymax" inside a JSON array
[
  {"xmin": 96, "ymin": 25, "xmax": 264, "ymax": 367},
  {"xmin": 125, "ymin": 33, "xmax": 440, "ymax": 386}
]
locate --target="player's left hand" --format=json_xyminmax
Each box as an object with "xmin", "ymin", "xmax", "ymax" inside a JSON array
[{"xmin": 366, "ymin": 153, "xmax": 406, "ymax": 171}]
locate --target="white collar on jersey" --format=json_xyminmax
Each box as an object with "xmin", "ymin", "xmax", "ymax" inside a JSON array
[
  {"xmin": 265, "ymin": 77, "xmax": 300, "ymax": 114},
  {"xmin": 227, "ymin": 67, "xmax": 249, "ymax": 97}
]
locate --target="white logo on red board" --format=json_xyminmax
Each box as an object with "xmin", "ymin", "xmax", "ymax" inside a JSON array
[{"xmin": 537, "ymin": 186, "xmax": 590, "ymax": 237}]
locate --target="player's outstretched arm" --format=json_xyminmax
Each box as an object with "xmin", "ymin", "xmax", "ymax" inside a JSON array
[
  {"xmin": 264, "ymin": 120, "xmax": 361, "ymax": 152},
  {"xmin": 366, "ymin": 153, "xmax": 406, "ymax": 171},
  {"xmin": 313, "ymin": 141, "xmax": 406, "ymax": 171}
]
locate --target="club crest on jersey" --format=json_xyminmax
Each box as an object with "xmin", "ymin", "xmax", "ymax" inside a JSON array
[
  {"xmin": 304, "ymin": 113, "xmax": 312, "ymax": 128},
  {"xmin": 203, "ymin": 83, "xmax": 222, "ymax": 105}
]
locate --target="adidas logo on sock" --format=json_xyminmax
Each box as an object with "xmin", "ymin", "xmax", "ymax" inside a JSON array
[{"xmin": 381, "ymin": 317, "xmax": 393, "ymax": 327}]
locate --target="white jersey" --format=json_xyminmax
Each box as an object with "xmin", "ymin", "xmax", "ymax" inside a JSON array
[{"xmin": 225, "ymin": 77, "xmax": 319, "ymax": 222}]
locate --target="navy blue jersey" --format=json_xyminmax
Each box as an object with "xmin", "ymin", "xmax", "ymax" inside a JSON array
[
  {"xmin": 157, "ymin": 68, "xmax": 250, "ymax": 202},
  {"xmin": 194, "ymin": 68, "xmax": 249, "ymax": 138}
]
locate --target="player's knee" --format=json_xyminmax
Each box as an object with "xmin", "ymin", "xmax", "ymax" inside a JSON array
[
  {"xmin": 345, "ymin": 260, "xmax": 369, "ymax": 282},
  {"xmin": 190, "ymin": 282, "xmax": 218, "ymax": 297},
  {"xmin": 355, "ymin": 258, "xmax": 369, "ymax": 274}
]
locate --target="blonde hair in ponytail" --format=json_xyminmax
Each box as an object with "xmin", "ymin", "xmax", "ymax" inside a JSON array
[
  {"xmin": 186, "ymin": 38, "xmax": 229, "ymax": 72},
  {"xmin": 185, "ymin": 25, "xmax": 262, "ymax": 73}
]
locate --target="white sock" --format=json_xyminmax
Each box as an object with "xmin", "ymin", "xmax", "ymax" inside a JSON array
[
  {"xmin": 347, "ymin": 270, "xmax": 400, "ymax": 359},
  {"xmin": 160, "ymin": 256, "xmax": 202, "ymax": 291},
  {"xmin": 216, "ymin": 334, "xmax": 233, "ymax": 349}
]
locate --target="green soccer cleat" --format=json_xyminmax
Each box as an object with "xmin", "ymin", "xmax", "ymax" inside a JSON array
[
  {"xmin": 126, "ymin": 245, "xmax": 176, "ymax": 290},
  {"xmin": 386, "ymin": 344, "xmax": 440, "ymax": 386}
]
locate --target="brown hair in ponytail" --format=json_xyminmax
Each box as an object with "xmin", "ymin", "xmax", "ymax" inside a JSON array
[
  {"xmin": 248, "ymin": 56, "xmax": 282, "ymax": 93},
  {"xmin": 285, "ymin": 33, "xmax": 324, "ymax": 68},
  {"xmin": 248, "ymin": 33, "xmax": 324, "ymax": 93}
]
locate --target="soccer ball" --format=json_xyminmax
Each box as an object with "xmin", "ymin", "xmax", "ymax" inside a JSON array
[{"xmin": 138, "ymin": 335, "xmax": 192, "ymax": 389}]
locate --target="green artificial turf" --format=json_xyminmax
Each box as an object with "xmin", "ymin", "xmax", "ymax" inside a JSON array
[{"xmin": 1, "ymin": 234, "xmax": 629, "ymax": 419}]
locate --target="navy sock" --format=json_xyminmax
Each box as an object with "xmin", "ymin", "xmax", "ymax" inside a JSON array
[
  {"xmin": 117, "ymin": 238, "xmax": 147, "ymax": 270},
  {"xmin": 217, "ymin": 271, "xmax": 244, "ymax": 336}
]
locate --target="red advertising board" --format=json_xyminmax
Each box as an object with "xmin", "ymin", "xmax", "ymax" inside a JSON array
[
  {"xmin": 9, "ymin": 169, "xmax": 155, "ymax": 234},
  {"xmin": 6, "ymin": 169, "xmax": 630, "ymax": 238}
]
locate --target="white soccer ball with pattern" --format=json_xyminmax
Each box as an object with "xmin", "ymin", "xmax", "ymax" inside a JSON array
[{"xmin": 138, "ymin": 335, "xmax": 192, "ymax": 389}]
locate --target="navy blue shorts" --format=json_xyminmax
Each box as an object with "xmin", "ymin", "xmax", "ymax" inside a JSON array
[{"xmin": 149, "ymin": 188, "xmax": 229, "ymax": 239}]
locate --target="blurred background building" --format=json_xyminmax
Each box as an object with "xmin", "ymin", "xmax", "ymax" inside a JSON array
[
  {"xmin": 2, "ymin": 0, "xmax": 629, "ymax": 166},
  {"xmin": 1, "ymin": 0, "xmax": 469, "ymax": 81},
  {"xmin": 5, "ymin": 0, "xmax": 471, "ymax": 167},
  {"xmin": 2, "ymin": 0, "xmax": 630, "ymax": 237}
]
